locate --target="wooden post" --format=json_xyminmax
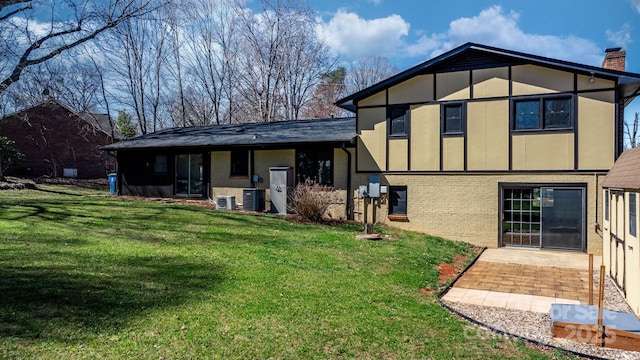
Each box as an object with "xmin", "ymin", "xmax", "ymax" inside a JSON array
[
  {"xmin": 597, "ymin": 265, "xmax": 606, "ymax": 347},
  {"xmin": 589, "ymin": 254, "xmax": 594, "ymax": 305},
  {"xmin": 363, "ymin": 197, "xmax": 368, "ymax": 227},
  {"xmin": 372, "ymin": 198, "xmax": 377, "ymax": 225}
]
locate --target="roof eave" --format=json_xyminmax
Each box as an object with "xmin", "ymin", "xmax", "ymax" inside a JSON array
[
  {"xmin": 335, "ymin": 42, "xmax": 640, "ymax": 107},
  {"xmin": 101, "ymin": 138, "xmax": 357, "ymax": 152}
]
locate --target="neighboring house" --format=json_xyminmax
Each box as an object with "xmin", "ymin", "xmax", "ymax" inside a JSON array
[
  {"xmin": 602, "ymin": 147, "xmax": 640, "ymax": 314},
  {"xmin": 0, "ymin": 101, "xmax": 118, "ymax": 178},
  {"xmin": 335, "ymin": 43, "xmax": 640, "ymax": 254},
  {"xmin": 101, "ymin": 117, "xmax": 357, "ymax": 219}
]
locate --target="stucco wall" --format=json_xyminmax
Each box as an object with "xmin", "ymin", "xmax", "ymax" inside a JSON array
[{"xmin": 355, "ymin": 65, "xmax": 617, "ymax": 173}]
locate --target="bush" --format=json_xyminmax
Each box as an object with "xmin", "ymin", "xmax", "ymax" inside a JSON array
[{"xmin": 288, "ymin": 180, "xmax": 337, "ymax": 222}]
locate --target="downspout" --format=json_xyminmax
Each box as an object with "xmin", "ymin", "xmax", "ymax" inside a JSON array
[
  {"xmin": 250, "ymin": 149, "xmax": 256, "ymax": 188},
  {"xmin": 340, "ymin": 144, "xmax": 353, "ymax": 220},
  {"xmin": 594, "ymin": 173, "xmax": 601, "ymax": 237},
  {"xmin": 207, "ymin": 151, "xmax": 211, "ymax": 200}
]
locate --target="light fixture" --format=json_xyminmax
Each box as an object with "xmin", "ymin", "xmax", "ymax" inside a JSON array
[{"xmin": 589, "ymin": 72, "xmax": 596, "ymax": 84}]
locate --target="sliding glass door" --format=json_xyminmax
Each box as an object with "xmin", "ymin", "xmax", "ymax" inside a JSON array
[
  {"xmin": 176, "ymin": 154, "xmax": 203, "ymax": 196},
  {"xmin": 540, "ymin": 188, "xmax": 584, "ymax": 250},
  {"xmin": 501, "ymin": 185, "xmax": 585, "ymax": 251}
]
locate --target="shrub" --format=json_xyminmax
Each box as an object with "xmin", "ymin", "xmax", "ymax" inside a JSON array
[{"xmin": 288, "ymin": 180, "xmax": 337, "ymax": 222}]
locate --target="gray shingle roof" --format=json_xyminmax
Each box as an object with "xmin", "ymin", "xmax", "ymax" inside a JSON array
[
  {"xmin": 78, "ymin": 112, "xmax": 122, "ymax": 140},
  {"xmin": 102, "ymin": 117, "xmax": 356, "ymax": 150},
  {"xmin": 602, "ymin": 147, "xmax": 640, "ymax": 189}
]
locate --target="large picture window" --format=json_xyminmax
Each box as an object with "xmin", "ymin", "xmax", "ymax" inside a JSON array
[
  {"xmin": 513, "ymin": 96, "xmax": 572, "ymax": 131},
  {"xmin": 388, "ymin": 105, "xmax": 409, "ymax": 137},
  {"xmin": 230, "ymin": 150, "xmax": 249, "ymax": 177},
  {"xmin": 296, "ymin": 149, "xmax": 333, "ymax": 186}
]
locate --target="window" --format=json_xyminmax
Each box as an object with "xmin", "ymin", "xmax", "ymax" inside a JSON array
[
  {"xmin": 296, "ymin": 149, "xmax": 333, "ymax": 186},
  {"xmin": 442, "ymin": 103, "xmax": 465, "ymax": 134},
  {"xmin": 514, "ymin": 96, "xmax": 572, "ymax": 130},
  {"xmin": 605, "ymin": 190, "xmax": 609, "ymax": 221},
  {"xmin": 154, "ymin": 155, "xmax": 167, "ymax": 174},
  {"xmin": 389, "ymin": 186, "xmax": 407, "ymax": 216},
  {"xmin": 544, "ymin": 98, "xmax": 571, "ymax": 128},
  {"xmin": 630, "ymin": 193, "xmax": 637, "ymax": 237},
  {"xmin": 388, "ymin": 105, "xmax": 409, "ymax": 137},
  {"xmin": 230, "ymin": 150, "xmax": 249, "ymax": 177},
  {"xmin": 514, "ymin": 100, "xmax": 540, "ymax": 129}
]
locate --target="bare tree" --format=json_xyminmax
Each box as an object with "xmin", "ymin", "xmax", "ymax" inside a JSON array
[
  {"xmin": 235, "ymin": 0, "xmax": 334, "ymax": 123},
  {"xmin": 625, "ymin": 112, "xmax": 640, "ymax": 149},
  {"xmin": 85, "ymin": 48, "xmax": 118, "ymax": 142},
  {"xmin": 0, "ymin": 0, "xmax": 169, "ymax": 96},
  {"xmin": 182, "ymin": 0, "xmax": 241, "ymax": 126},
  {"xmin": 108, "ymin": 9, "xmax": 170, "ymax": 134},
  {"xmin": 164, "ymin": 3, "xmax": 187, "ymax": 127},
  {"xmin": 346, "ymin": 56, "xmax": 398, "ymax": 94},
  {"xmin": 0, "ymin": 56, "xmax": 103, "ymax": 116}
]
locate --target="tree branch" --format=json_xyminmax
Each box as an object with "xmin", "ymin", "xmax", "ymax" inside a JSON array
[
  {"xmin": 0, "ymin": 2, "xmax": 31, "ymax": 22},
  {"xmin": 0, "ymin": 0, "xmax": 31, "ymax": 11},
  {"xmin": 0, "ymin": 0, "xmax": 165, "ymax": 95}
]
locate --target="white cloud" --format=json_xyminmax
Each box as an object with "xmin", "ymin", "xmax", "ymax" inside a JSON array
[
  {"xmin": 431, "ymin": 6, "xmax": 603, "ymax": 66},
  {"xmin": 318, "ymin": 5, "xmax": 605, "ymax": 67},
  {"xmin": 631, "ymin": 0, "xmax": 640, "ymax": 14},
  {"xmin": 316, "ymin": 9, "xmax": 409, "ymax": 59},
  {"xmin": 366, "ymin": 0, "xmax": 382, "ymax": 5},
  {"xmin": 606, "ymin": 24, "xmax": 633, "ymax": 48}
]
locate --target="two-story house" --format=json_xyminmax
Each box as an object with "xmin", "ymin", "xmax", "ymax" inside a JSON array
[
  {"xmin": 103, "ymin": 43, "xmax": 640, "ymax": 254},
  {"xmin": 336, "ymin": 43, "xmax": 640, "ymax": 254}
]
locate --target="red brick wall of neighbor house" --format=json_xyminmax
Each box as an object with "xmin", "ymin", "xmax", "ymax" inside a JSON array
[{"xmin": 0, "ymin": 102, "xmax": 116, "ymax": 179}]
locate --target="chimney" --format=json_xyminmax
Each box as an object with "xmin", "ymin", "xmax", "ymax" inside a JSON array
[{"xmin": 602, "ymin": 47, "xmax": 626, "ymax": 71}]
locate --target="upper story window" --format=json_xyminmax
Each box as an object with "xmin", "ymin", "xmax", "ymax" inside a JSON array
[
  {"xmin": 230, "ymin": 149, "xmax": 249, "ymax": 177},
  {"xmin": 513, "ymin": 96, "xmax": 572, "ymax": 131},
  {"xmin": 442, "ymin": 103, "xmax": 465, "ymax": 135},
  {"xmin": 154, "ymin": 155, "xmax": 168, "ymax": 174},
  {"xmin": 296, "ymin": 148, "xmax": 333, "ymax": 186},
  {"xmin": 388, "ymin": 105, "xmax": 409, "ymax": 137}
]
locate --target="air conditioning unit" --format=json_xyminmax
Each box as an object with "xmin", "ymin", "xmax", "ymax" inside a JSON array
[
  {"xmin": 216, "ymin": 195, "xmax": 236, "ymax": 210},
  {"xmin": 243, "ymin": 188, "xmax": 266, "ymax": 211}
]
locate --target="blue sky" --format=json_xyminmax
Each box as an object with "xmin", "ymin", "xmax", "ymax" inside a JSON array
[{"xmin": 309, "ymin": 0, "xmax": 640, "ymax": 119}]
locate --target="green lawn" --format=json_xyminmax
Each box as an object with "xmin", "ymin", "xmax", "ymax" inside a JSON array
[{"xmin": 0, "ymin": 184, "xmax": 571, "ymax": 359}]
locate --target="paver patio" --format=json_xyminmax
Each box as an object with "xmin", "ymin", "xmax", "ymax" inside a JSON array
[
  {"xmin": 442, "ymin": 249, "xmax": 600, "ymax": 313},
  {"xmin": 454, "ymin": 261, "xmax": 591, "ymax": 302}
]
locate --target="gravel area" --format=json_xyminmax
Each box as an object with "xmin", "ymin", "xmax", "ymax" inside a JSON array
[{"xmin": 442, "ymin": 271, "xmax": 640, "ymax": 359}]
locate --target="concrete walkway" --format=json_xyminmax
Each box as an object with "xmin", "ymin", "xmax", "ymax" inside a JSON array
[{"xmin": 442, "ymin": 248, "xmax": 602, "ymax": 313}]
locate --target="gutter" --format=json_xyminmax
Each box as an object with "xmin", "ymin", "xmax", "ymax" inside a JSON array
[{"xmin": 340, "ymin": 144, "xmax": 353, "ymax": 220}]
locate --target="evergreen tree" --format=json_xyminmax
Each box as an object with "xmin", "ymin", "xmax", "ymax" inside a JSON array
[{"xmin": 116, "ymin": 111, "xmax": 137, "ymax": 139}]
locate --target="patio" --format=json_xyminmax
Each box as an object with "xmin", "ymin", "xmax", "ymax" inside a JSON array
[{"xmin": 443, "ymin": 248, "xmax": 599, "ymax": 313}]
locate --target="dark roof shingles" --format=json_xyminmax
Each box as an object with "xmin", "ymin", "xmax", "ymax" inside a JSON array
[{"xmin": 102, "ymin": 117, "xmax": 356, "ymax": 150}]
